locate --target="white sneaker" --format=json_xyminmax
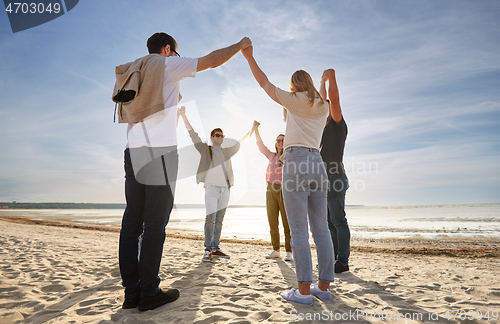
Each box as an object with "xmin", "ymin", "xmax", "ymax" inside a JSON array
[
  {"xmin": 202, "ymin": 250, "xmax": 212, "ymax": 262},
  {"xmin": 280, "ymin": 288, "xmax": 313, "ymax": 306},
  {"xmin": 265, "ymin": 250, "xmax": 280, "ymax": 259},
  {"xmin": 310, "ymin": 282, "xmax": 332, "ymax": 301},
  {"xmin": 284, "ymin": 252, "xmax": 293, "ymax": 261}
]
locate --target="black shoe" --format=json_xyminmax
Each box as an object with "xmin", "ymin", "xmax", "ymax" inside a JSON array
[
  {"xmin": 122, "ymin": 295, "xmax": 140, "ymax": 309},
  {"xmin": 139, "ymin": 288, "xmax": 180, "ymax": 311},
  {"xmin": 335, "ymin": 261, "xmax": 349, "ymax": 273}
]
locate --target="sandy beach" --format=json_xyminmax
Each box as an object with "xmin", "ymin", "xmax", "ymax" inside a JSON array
[{"xmin": 1, "ymin": 218, "xmax": 499, "ymax": 324}]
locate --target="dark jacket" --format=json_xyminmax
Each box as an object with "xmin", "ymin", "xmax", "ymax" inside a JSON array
[{"xmin": 188, "ymin": 129, "xmax": 240, "ymax": 187}]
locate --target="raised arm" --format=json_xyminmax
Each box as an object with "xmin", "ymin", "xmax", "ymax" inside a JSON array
[
  {"xmin": 319, "ymin": 75, "xmax": 327, "ymax": 101},
  {"xmin": 252, "ymin": 120, "xmax": 273, "ymax": 158},
  {"xmin": 239, "ymin": 123, "xmax": 254, "ymax": 143},
  {"xmin": 242, "ymin": 46, "xmax": 281, "ymax": 105},
  {"xmin": 252, "ymin": 120, "xmax": 262, "ymax": 142},
  {"xmin": 178, "ymin": 107, "xmax": 206, "ymax": 153},
  {"xmin": 239, "ymin": 130, "xmax": 251, "ymax": 143},
  {"xmin": 178, "ymin": 106, "xmax": 193, "ymax": 131},
  {"xmin": 197, "ymin": 37, "xmax": 252, "ymax": 72},
  {"xmin": 323, "ymin": 69, "xmax": 342, "ymax": 123}
]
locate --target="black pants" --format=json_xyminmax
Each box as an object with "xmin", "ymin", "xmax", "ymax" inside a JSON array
[{"xmin": 119, "ymin": 147, "xmax": 178, "ymax": 298}]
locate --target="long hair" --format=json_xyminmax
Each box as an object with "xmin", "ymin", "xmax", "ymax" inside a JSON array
[
  {"xmin": 275, "ymin": 134, "xmax": 285, "ymax": 154},
  {"xmin": 289, "ymin": 70, "xmax": 324, "ymax": 106}
]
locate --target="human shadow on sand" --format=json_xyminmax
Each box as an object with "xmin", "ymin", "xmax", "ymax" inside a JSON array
[
  {"xmin": 333, "ymin": 271, "xmax": 459, "ymax": 324},
  {"xmin": 275, "ymin": 259, "xmax": 372, "ymax": 323}
]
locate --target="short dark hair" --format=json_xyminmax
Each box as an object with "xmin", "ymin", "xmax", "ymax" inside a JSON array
[
  {"xmin": 211, "ymin": 128, "xmax": 223, "ymax": 137},
  {"xmin": 147, "ymin": 32, "xmax": 178, "ymax": 54}
]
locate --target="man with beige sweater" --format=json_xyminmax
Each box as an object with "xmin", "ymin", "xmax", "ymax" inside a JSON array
[{"xmin": 114, "ymin": 32, "xmax": 251, "ymax": 311}]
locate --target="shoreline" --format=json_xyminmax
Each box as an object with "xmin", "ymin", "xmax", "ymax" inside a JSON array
[{"xmin": 2, "ymin": 216, "xmax": 498, "ymax": 258}]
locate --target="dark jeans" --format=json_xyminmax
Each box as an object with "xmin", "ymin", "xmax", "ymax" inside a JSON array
[
  {"xmin": 326, "ymin": 174, "xmax": 350, "ymax": 265},
  {"xmin": 119, "ymin": 148, "xmax": 178, "ymax": 299}
]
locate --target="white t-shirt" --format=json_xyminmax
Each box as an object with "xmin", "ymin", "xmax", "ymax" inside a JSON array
[
  {"xmin": 126, "ymin": 57, "xmax": 197, "ymax": 148},
  {"xmin": 275, "ymin": 87, "xmax": 329, "ymax": 150},
  {"xmin": 204, "ymin": 147, "xmax": 230, "ymax": 188},
  {"xmin": 284, "ymin": 112, "xmax": 328, "ymax": 150}
]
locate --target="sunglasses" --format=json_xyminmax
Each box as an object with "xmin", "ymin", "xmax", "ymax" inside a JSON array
[
  {"xmin": 166, "ymin": 45, "xmax": 180, "ymax": 57},
  {"xmin": 276, "ymin": 139, "xmax": 284, "ymax": 143},
  {"xmin": 213, "ymin": 134, "xmax": 224, "ymax": 138}
]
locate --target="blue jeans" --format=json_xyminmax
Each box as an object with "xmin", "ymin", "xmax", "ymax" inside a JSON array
[
  {"xmin": 327, "ymin": 174, "xmax": 350, "ymax": 265},
  {"xmin": 282, "ymin": 147, "xmax": 335, "ymax": 284},
  {"xmin": 204, "ymin": 186, "xmax": 230, "ymax": 251},
  {"xmin": 119, "ymin": 148, "xmax": 177, "ymax": 299}
]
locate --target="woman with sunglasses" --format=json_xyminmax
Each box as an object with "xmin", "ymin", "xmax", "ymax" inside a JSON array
[
  {"xmin": 251, "ymin": 121, "xmax": 292, "ymax": 262},
  {"xmin": 243, "ymin": 46, "xmax": 334, "ymax": 306}
]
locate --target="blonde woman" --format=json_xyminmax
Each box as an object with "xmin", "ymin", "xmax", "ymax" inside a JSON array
[{"xmin": 243, "ymin": 46, "xmax": 334, "ymax": 306}]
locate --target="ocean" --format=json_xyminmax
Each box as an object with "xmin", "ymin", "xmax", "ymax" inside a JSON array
[{"xmin": 1, "ymin": 203, "xmax": 499, "ymax": 243}]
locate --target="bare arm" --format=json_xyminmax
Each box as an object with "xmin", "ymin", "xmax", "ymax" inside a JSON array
[
  {"xmin": 178, "ymin": 106, "xmax": 193, "ymax": 131},
  {"xmin": 242, "ymin": 46, "xmax": 281, "ymax": 105},
  {"xmin": 252, "ymin": 120, "xmax": 262, "ymax": 142},
  {"xmin": 197, "ymin": 37, "xmax": 252, "ymax": 72},
  {"xmin": 237, "ymin": 119, "xmax": 260, "ymax": 143},
  {"xmin": 319, "ymin": 76, "xmax": 327, "ymax": 101},
  {"xmin": 323, "ymin": 69, "xmax": 342, "ymax": 123},
  {"xmin": 239, "ymin": 130, "xmax": 251, "ymax": 143}
]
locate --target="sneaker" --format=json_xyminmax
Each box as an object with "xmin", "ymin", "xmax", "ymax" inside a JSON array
[
  {"xmin": 122, "ymin": 295, "xmax": 140, "ymax": 309},
  {"xmin": 284, "ymin": 252, "xmax": 293, "ymax": 261},
  {"xmin": 280, "ymin": 288, "xmax": 313, "ymax": 306},
  {"xmin": 212, "ymin": 249, "xmax": 230, "ymax": 259},
  {"xmin": 138, "ymin": 288, "xmax": 179, "ymax": 311},
  {"xmin": 202, "ymin": 250, "xmax": 212, "ymax": 262},
  {"xmin": 265, "ymin": 250, "xmax": 280, "ymax": 259},
  {"xmin": 335, "ymin": 261, "xmax": 349, "ymax": 273},
  {"xmin": 310, "ymin": 282, "xmax": 332, "ymax": 301}
]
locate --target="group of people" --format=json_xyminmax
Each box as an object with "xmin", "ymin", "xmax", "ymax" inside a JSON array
[{"xmin": 112, "ymin": 32, "xmax": 350, "ymax": 311}]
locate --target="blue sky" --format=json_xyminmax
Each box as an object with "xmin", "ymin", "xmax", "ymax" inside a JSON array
[{"xmin": 1, "ymin": 0, "xmax": 499, "ymax": 206}]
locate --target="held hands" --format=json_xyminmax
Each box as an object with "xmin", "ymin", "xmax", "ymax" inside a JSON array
[
  {"xmin": 241, "ymin": 45, "xmax": 253, "ymax": 60},
  {"xmin": 322, "ymin": 69, "xmax": 336, "ymax": 81},
  {"xmin": 248, "ymin": 120, "xmax": 259, "ymax": 138},
  {"xmin": 239, "ymin": 37, "xmax": 252, "ymax": 50},
  {"xmin": 177, "ymin": 106, "xmax": 186, "ymax": 117},
  {"xmin": 239, "ymin": 37, "xmax": 253, "ymax": 60},
  {"xmin": 321, "ymin": 73, "xmax": 327, "ymax": 84},
  {"xmin": 250, "ymin": 120, "xmax": 260, "ymax": 137}
]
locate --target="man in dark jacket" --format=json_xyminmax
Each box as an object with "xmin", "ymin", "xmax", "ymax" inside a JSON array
[{"xmin": 179, "ymin": 106, "xmax": 250, "ymax": 262}]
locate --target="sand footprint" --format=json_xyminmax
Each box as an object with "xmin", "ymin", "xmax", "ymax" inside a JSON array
[{"xmin": 40, "ymin": 283, "xmax": 72, "ymax": 293}]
